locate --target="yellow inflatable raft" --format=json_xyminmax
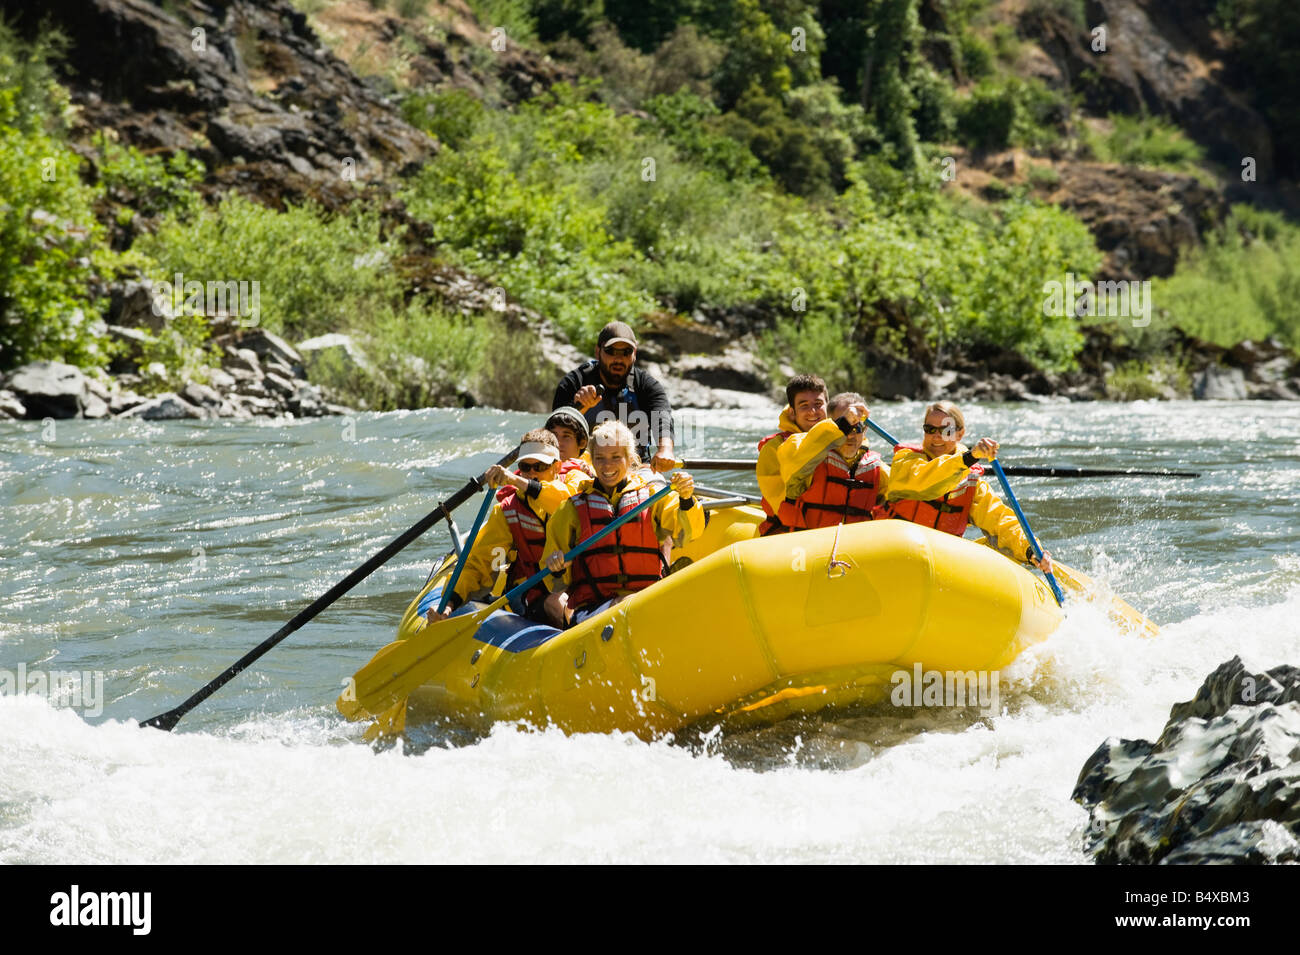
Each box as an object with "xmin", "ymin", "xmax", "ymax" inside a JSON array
[{"xmin": 393, "ymin": 503, "xmax": 1063, "ymax": 739}]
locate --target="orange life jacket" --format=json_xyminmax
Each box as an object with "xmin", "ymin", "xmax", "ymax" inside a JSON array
[
  {"xmin": 567, "ymin": 483, "xmax": 668, "ymax": 610},
  {"xmin": 494, "ymin": 486, "xmax": 548, "ymax": 607},
  {"xmin": 886, "ymin": 444, "xmax": 983, "ymax": 536},
  {"xmin": 756, "ymin": 430, "xmax": 801, "ymax": 536},
  {"xmin": 794, "ymin": 449, "xmax": 885, "ymax": 529},
  {"xmin": 558, "ymin": 458, "xmax": 592, "ymax": 479}
]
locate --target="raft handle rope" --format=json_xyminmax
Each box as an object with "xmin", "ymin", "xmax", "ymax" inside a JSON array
[{"xmin": 827, "ymin": 521, "xmax": 850, "ymax": 578}]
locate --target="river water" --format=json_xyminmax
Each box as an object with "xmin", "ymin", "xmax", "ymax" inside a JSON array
[{"xmin": 2, "ymin": 401, "xmax": 1297, "ymax": 863}]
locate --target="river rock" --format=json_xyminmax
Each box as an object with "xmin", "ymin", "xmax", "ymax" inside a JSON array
[
  {"xmin": 297, "ymin": 333, "xmax": 374, "ymax": 378},
  {"xmin": 1073, "ymin": 656, "xmax": 1300, "ymax": 865},
  {"xmin": 0, "ymin": 389, "xmax": 27, "ymax": 419},
  {"xmin": 232, "ymin": 329, "xmax": 303, "ymax": 372},
  {"xmin": 109, "ymin": 279, "xmax": 168, "ymax": 332},
  {"xmin": 109, "ymin": 390, "xmax": 148, "ymax": 415},
  {"xmin": 118, "ymin": 393, "xmax": 206, "ymax": 420},
  {"xmin": 1193, "ymin": 364, "xmax": 1248, "ymax": 400},
  {"xmin": 5, "ymin": 361, "xmax": 91, "ymax": 419}
]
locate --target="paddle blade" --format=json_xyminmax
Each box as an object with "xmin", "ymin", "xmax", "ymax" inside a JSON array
[
  {"xmin": 339, "ymin": 601, "xmax": 501, "ymax": 721},
  {"xmin": 1053, "ymin": 560, "xmax": 1160, "ymax": 639}
]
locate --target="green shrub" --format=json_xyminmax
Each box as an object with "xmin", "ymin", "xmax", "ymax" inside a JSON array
[
  {"xmin": 94, "ymin": 134, "xmax": 204, "ymax": 221},
  {"xmin": 1081, "ymin": 114, "xmax": 1205, "ymax": 172},
  {"xmin": 464, "ymin": 0, "xmax": 537, "ymax": 44},
  {"xmin": 642, "ymin": 90, "xmax": 765, "ymax": 181},
  {"xmin": 137, "ymin": 194, "xmax": 403, "ymax": 342},
  {"xmin": 958, "ymin": 31, "xmax": 995, "ymax": 79},
  {"xmin": 0, "ymin": 23, "xmax": 116, "ymax": 370},
  {"xmin": 1151, "ymin": 204, "xmax": 1300, "ymax": 350},
  {"xmin": 135, "ymin": 311, "xmax": 220, "ymax": 395},
  {"xmin": 955, "ymin": 74, "xmax": 1065, "ymax": 151},
  {"xmin": 716, "ymin": 88, "xmax": 833, "ymax": 197},
  {"xmin": 400, "ymin": 87, "xmax": 486, "ymax": 148}
]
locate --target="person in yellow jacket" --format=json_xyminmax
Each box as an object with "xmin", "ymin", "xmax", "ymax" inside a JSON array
[
  {"xmin": 542, "ymin": 420, "xmax": 703, "ymax": 627},
  {"xmin": 426, "ymin": 429, "xmax": 575, "ymax": 624},
  {"xmin": 777, "ymin": 393, "xmax": 889, "ymax": 528},
  {"xmin": 755, "ymin": 374, "xmax": 829, "ymax": 535},
  {"xmin": 885, "ymin": 401, "xmax": 1053, "ymax": 572},
  {"xmin": 546, "ymin": 405, "xmax": 595, "ymax": 490}
]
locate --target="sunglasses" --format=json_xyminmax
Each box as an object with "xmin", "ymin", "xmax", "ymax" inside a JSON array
[
  {"xmin": 922, "ymin": 423, "xmax": 956, "ymax": 435},
  {"xmin": 518, "ymin": 460, "xmax": 552, "ymax": 473},
  {"xmin": 602, "ymin": 345, "xmax": 634, "ymax": 358}
]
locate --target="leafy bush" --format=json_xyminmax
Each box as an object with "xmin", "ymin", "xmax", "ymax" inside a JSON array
[
  {"xmin": 464, "ymin": 0, "xmax": 537, "ymax": 44},
  {"xmin": 1081, "ymin": 114, "xmax": 1205, "ymax": 172},
  {"xmin": 642, "ymin": 90, "xmax": 764, "ymax": 181},
  {"xmin": 0, "ymin": 22, "xmax": 115, "ymax": 370},
  {"xmin": 94, "ymin": 134, "xmax": 205, "ymax": 221},
  {"xmin": 716, "ymin": 88, "xmax": 832, "ymax": 196},
  {"xmin": 1151, "ymin": 204, "xmax": 1300, "ymax": 350},
  {"xmin": 955, "ymin": 74, "xmax": 1065, "ymax": 151},
  {"xmin": 401, "ymin": 87, "xmax": 486, "ymax": 148},
  {"xmin": 137, "ymin": 194, "xmax": 403, "ymax": 342}
]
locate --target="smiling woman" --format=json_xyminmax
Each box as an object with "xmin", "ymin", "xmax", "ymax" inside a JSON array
[{"xmin": 541, "ymin": 420, "xmax": 702, "ymax": 627}]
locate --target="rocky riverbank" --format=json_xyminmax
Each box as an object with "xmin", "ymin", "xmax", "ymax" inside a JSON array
[
  {"xmin": 2, "ymin": 0, "xmax": 1297, "ymax": 422},
  {"xmin": 1073, "ymin": 656, "xmax": 1300, "ymax": 865}
]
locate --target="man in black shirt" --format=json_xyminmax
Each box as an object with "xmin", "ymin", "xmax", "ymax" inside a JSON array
[{"xmin": 552, "ymin": 321, "xmax": 676, "ymax": 472}]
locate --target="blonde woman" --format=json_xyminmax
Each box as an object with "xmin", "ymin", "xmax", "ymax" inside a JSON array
[
  {"xmin": 542, "ymin": 421, "xmax": 702, "ymax": 626},
  {"xmin": 885, "ymin": 402, "xmax": 1052, "ymax": 572}
]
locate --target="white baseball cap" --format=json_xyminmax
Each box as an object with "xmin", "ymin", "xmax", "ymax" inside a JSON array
[{"xmin": 517, "ymin": 441, "xmax": 560, "ymax": 464}]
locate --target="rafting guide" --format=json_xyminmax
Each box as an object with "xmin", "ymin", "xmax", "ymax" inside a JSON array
[
  {"xmin": 49, "ymin": 885, "xmax": 151, "ymax": 935},
  {"xmin": 890, "ymin": 663, "xmax": 1000, "ymax": 716}
]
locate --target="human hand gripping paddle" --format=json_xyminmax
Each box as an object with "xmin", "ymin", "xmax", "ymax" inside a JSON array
[
  {"xmin": 139, "ymin": 446, "xmax": 521, "ymax": 732},
  {"xmin": 338, "ymin": 479, "xmax": 682, "ymax": 723},
  {"xmin": 863, "ymin": 417, "xmax": 1160, "ymax": 634},
  {"xmin": 861, "ymin": 418, "xmax": 1065, "ymax": 604}
]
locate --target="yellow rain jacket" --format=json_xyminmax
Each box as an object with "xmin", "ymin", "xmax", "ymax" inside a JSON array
[
  {"xmin": 452, "ymin": 475, "xmax": 574, "ymax": 604},
  {"xmin": 756, "ymin": 404, "xmax": 801, "ymax": 514},
  {"xmin": 543, "ymin": 471, "xmax": 704, "ymax": 593},
  {"xmin": 885, "ymin": 444, "xmax": 1033, "ymax": 559},
  {"xmin": 778, "ymin": 417, "xmax": 890, "ymax": 502}
]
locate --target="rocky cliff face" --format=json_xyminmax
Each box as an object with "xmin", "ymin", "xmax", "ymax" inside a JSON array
[
  {"xmin": 12, "ymin": 0, "xmax": 433, "ymax": 205},
  {"xmin": 1021, "ymin": 0, "xmax": 1274, "ymax": 180}
]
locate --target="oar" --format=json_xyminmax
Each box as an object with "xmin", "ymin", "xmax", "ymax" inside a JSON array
[
  {"xmin": 339, "ymin": 481, "xmax": 680, "ymax": 722},
  {"xmin": 1051, "ymin": 560, "xmax": 1160, "ymax": 638},
  {"xmin": 863, "ymin": 418, "xmax": 1064, "ymax": 605},
  {"xmin": 987, "ymin": 459, "xmax": 1065, "ymax": 606},
  {"xmin": 436, "ymin": 482, "xmax": 497, "ymax": 614},
  {"xmin": 681, "ymin": 458, "xmax": 1197, "ymax": 478},
  {"xmin": 997, "ymin": 466, "xmax": 1198, "ymax": 478},
  {"xmin": 140, "ymin": 445, "xmax": 521, "ymax": 732},
  {"xmin": 676, "ymin": 458, "xmax": 757, "ymax": 470}
]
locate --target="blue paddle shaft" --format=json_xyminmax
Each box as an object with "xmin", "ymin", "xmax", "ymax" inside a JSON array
[
  {"xmin": 988, "ymin": 459, "xmax": 1065, "ymax": 606},
  {"xmin": 438, "ymin": 479, "xmax": 497, "ymax": 613},
  {"xmin": 504, "ymin": 483, "xmax": 676, "ymax": 612},
  {"xmin": 866, "ymin": 417, "xmax": 1064, "ymax": 606}
]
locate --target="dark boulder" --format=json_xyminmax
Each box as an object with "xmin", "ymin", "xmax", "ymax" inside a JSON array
[{"xmin": 1074, "ymin": 656, "xmax": 1300, "ymax": 864}]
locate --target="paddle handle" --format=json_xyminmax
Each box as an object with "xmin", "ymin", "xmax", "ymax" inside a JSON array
[
  {"xmin": 989, "ymin": 460, "xmax": 1065, "ymax": 606},
  {"xmin": 141, "ymin": 445, "xmax": 521, "ymax": 731},
  {"xmin": 504, "ymin": 483, "xmax": 677, "ymax": 612},
  {"xmin": 438, "ymin": 480, "xmax": 496, "ymax": 613}
]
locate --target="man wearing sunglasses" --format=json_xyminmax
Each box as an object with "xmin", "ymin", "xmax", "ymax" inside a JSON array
[
  {"xmin": 884, "ymin": 401, "xmax": 1052, "ymax": 573},
  {"xmin": 552, "ymin": 321, "xmax": 676, "ymax": 473},
  {"xmin": 426, "ymin": 429, "xmax": 575, "ymax": 624}
]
